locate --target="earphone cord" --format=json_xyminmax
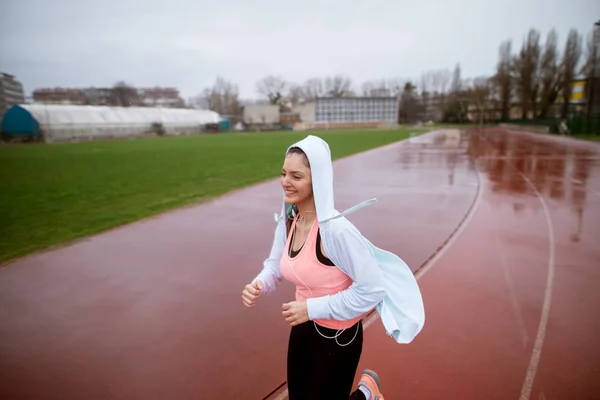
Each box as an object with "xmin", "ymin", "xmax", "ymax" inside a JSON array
[{"xmin": 288, "ymin": 221, "xmax": 360, "ymax": 347}]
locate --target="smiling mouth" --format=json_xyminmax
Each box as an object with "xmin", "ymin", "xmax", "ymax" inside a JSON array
[{"xmin": 285, "ymin": 190, "xmax": 297, "ymax": 196}]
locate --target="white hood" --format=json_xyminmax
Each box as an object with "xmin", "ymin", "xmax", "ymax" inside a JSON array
[
  {"xmin": 281, "ymin": 135, "xmax": 336, "ymax": 222},
  {"xmin": 257, "ymin": 134, "xmax": 425, "ymax": 344}
]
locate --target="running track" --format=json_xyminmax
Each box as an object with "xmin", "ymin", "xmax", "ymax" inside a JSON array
[{"xmin": 1, "ymin": 128, "xmax": 599, "ymax": 399}]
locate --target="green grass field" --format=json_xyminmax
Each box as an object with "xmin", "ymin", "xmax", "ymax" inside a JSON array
[
  {"xmin": 572, "ymin": 133, "xmax": 600, "ymax": 141},
  {"xmin": 0, "ymin": 128, "xmax": 427, "ymax": 263}
]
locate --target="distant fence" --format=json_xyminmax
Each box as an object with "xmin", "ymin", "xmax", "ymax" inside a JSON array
[
  {"xmin": 566, "ymin": 116, "xmax": 600, "ymax": 136},
  {"xmin": 499, "ymin": 116, "xmax": 600, "ymax": 136},
  {"xmin": 39, "ymin": 123, "xmax": 208, "ymax": 143},
  {"xmin": 0, "ymin": 123, "xmax": 219, "ymax": 144}
]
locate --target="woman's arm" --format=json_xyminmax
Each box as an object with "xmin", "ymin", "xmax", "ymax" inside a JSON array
[
  {"xmin": 252, "ymin": 219, "xmax": 286, "ymax": 295},
  {"xmin": 306, "ymin": 223, "xmax": 386, "ymax": 321}
]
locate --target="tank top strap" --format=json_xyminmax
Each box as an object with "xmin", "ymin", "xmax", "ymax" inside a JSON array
[
  {"xmin": 305, "ymin": 217, "xmax": 320, "ymax": 246},
  {"xmin": 287, "ymin": 215, "xmax": 298, "ymax": 241}
]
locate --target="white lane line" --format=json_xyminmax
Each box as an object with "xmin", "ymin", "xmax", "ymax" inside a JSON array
[
  {"xmin": 571, "ymin": 178, "xmax": 600, "ymax": 198},
  {"xmin": 415, "ymin": 168, "xmax": 483, "ymax": 280},
  {"xmin": 488, "ymin": 201, "xmax": 530, "ymax": 349},
  {"xmin": 481, "ymin": 132, "xmax": 557, "ymax": 400},
  {"xmin": 513, "ymin": 170, "xmax": 556, "ymax": 400},
  {"xmin": 272, "ymin": 389, "xmax": 288, "ymax": 400}
]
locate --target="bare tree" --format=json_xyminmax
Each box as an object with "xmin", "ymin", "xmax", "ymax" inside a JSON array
[
  {"xmin": 468, "ymin": 76, "xmax": 492, "ymax": 124},
  {"xmin": 450, "ymin": 63, "xmax": 462, "ymax": 95},
  {"xmin": 580, "ymin": 27, "xmax": 600, "ymax": 77},
  {"xmin": 110, "ymin": 81, "xmax": 139, "ymax": 107},
  {"xmin": 420, "ymin": 71, "xmax": 434, "ymax": 96},
  {"xmin": 495, "ymin": 39, "xmax": 513, "ymax": 120},
  {"xmin": 324, "ymin": 75, "xmax": 353, "ymax": 97},
  {"xmin": 361, "ymin": 79, "xmax": 393, "ymax": 97},
  {"xmin": 398, "ymin": 82, "xmax": 422, "ymax": 123},
  {"xmin": 419, "ymin": 69, "xmax": 448, "ymax": 97},
  {"xmin": 287, "ymin": 84, "xmax": 305, "ymax": 105},
  {"xmin": 560, "ymin": 29, "xmax": 583, "ymax": 118},
  {"xmin": 428, "ymin": 70, "xmax": 442, "ymax": 94},
  {"xmin": 302, "ymin": 78, "xmax": 326, "ymax": 100},
  {"xmin": 195, "ymin": 77, "xmax": 241, "ymax": 116},
  {"xmin": 581, "ymin": 26, "xmax": 600, "ymax": 121},
  {"xmin": 438, "ymin": 69, "xmax": 452, "ymax": 95},
  {"xmin": 487, "ymin": 75, "xmax": 501, "ymax": 120},
  {"xmin": 537, "ymin": 29, "xmax": 561, "ymax": 118},
  {"xmin": 386, "ymin": 78, "xmax": 405, "ymax": 97},
  {"xmin": 512, "ymin": 29, "xmax": 541, "ymax": 118},
  {"xmin": 361, "ymin": 80, "xmax": 376, "ymax": 96},
  {"xmin": 418, "ymin": 69, "xmax": 450, "ymax": 118},
  {"xmin": 442, "ymin": 64, "xmax": 468, "ymax": 123},
  {"xmin": 256, "ymin": 75, "xmax": 288, "ymax": 105}
]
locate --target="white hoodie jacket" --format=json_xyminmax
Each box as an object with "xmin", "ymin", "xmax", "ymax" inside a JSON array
[{"xmin": 254, "ymin": 135, "xmax": 425, "ymax": 344}]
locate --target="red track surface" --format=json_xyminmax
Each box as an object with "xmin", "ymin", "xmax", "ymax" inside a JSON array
[
  {"xmin": 352, "ymin": 129, "xmax": 600, "ymax": 400},
  {"xmin": 1, "ymin": 128, "xmax": 599, "ymax": 399}
]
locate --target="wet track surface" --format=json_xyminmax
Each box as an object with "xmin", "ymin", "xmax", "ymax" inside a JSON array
[
  {"xmin": 345, "ymin": 129, "xmax": 600, "ymax": 400},
  {"xmin": 1, "ymin": 128, "xmax": 599, "ymax": 399}
]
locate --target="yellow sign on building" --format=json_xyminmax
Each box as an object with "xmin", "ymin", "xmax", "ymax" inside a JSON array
[
  {"xmin": 556, "ymin": 79, "xmax": 587, "ymax": 104},
  {"xmin": 570, "ymin": 79, "xmax": 586, "ymax": 103}
]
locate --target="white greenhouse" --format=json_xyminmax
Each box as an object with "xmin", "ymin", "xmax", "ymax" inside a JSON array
[{"xmin": 0, "ymin": 104, "xmax": 222, "ymax": 143}]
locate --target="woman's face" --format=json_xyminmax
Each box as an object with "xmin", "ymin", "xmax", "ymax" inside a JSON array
[{"xmin": 281, "ymin": 153, "xmax": 313, "ymax": 205}]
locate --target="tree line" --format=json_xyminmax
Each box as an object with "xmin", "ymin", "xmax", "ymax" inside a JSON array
[{"xmin": 192, "ymin": 24, "xmax": 599, "ymax": 123}]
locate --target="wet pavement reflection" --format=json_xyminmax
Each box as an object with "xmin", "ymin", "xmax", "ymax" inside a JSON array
[
  {"xmin": 347, "ymin": 128, "xmax": 600, "ymax": 400},
  {"xmin": 469, "ymin": 128, "xmax": 600, "ymax": 248},
  {"xmin": 1, "ymin": 128, "xmax": 599, "ymax": 400}
]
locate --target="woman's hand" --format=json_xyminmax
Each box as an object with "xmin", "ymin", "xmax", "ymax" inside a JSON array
[
  {"xmin": 242, "ymin": 280, "xmax": 263, "ymax": 308},
  {"xmin": 282, "ymin": 300, "xmax": 309, "ymax": 326}
]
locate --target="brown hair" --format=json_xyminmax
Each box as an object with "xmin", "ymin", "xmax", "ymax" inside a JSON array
[
  {"xmin": 285, "ymin": 146, "xmax": 310, "ymax": 235},
  {"xmin": 286, "ymin": 146, "xmax": 310, "ymax": 168}
]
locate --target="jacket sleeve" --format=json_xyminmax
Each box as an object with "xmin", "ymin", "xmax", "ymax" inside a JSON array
[
  {"xmin": 252, "ymin": 218, "xmax": 286, "ymax": 295},
  {"xmin": 306, "ymin": 223, "xmax": 386, "ymax": 321}
]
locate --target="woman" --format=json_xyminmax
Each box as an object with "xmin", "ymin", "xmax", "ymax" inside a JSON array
[{"xmin": 242, "ymin": 135, "xmax": 425, "ymax": 400}]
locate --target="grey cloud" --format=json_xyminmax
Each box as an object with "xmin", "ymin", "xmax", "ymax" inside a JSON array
[{"xmin": 0, "ymin": 0, "xmax": 597, "ymax": 100}]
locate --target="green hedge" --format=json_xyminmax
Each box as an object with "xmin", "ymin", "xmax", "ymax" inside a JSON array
[{"xmin": 500, "ymin": 116, "xmax": 600, "ymax": 136}]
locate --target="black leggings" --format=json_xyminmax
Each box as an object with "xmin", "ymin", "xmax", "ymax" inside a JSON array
[{"xmin": 287, "ymin": 320, "xmax": 367, "ymax": 400}]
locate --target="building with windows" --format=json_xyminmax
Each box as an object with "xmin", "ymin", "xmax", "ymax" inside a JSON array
[
  {"xmin": 241, "ymin": 104, "xmax": 280, "ymax": 126},
  {"xmin": 239, "ymin": 97, "xmax": 400, "ymax": 130},
  {"xmin": 32, "ymin": 86, "xmax": 185, "ymax": 108},
  {"xmin": 137, "ymin": 87, "xmax": 185, "ymax": 108},
  {"xmin": 33, "ymin": 88, "xmax": 87, "ymax": 105},
  {"xmin": 0, "ymin": 73, "xmax": 26, "ymax": 119},
  {"xmin": 314, "ymin": 97, "xmax": 399, "ymax": 128}
]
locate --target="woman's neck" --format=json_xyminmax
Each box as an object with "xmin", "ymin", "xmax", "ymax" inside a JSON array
[{"xmin": 295, "ymin": 198, "xmax": 317, "ymax": 224}]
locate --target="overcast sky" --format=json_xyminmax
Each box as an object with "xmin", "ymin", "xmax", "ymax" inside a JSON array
[{"xmin": 0, "ymin": 0, "xmax": 597, "ymax": 101}]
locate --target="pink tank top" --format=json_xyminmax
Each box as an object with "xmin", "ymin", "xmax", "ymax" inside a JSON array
[{"xmin": 280, "ymin": 216, "xmax": 364, "ymax": 330}]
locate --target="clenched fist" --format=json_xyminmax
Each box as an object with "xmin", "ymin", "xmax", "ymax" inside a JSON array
[
  {"xmin": 242, "ymin": 280, "xmax": 264, "ymax": 308},
  {"xmin": 282, "ymin": 300, "xmax": 309, "ymax": 326}
]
